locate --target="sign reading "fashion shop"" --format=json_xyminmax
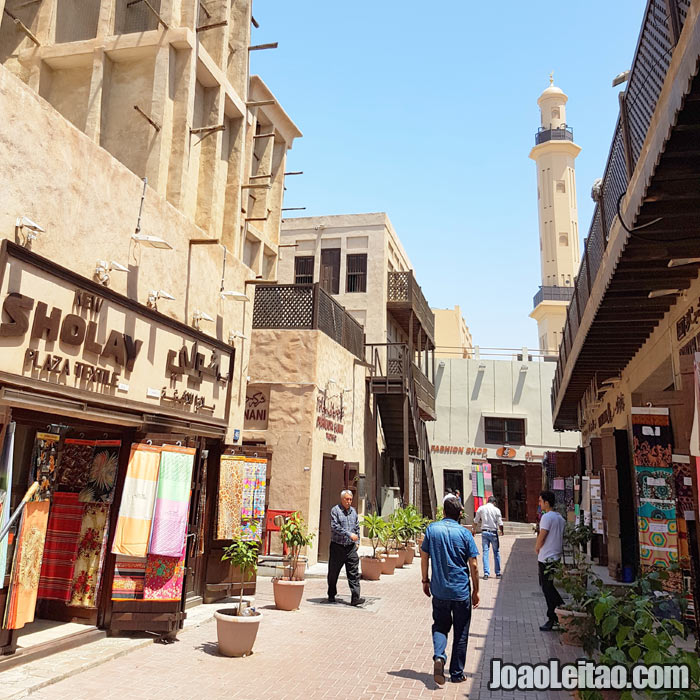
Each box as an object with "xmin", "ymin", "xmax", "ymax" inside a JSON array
[
  {"xmin": 431, "ymin": 445, "xmax": 487, "ymax": 456},
  {"xmin": 0, "ymin": 241, "xmax": 233, "ymax": 423}
]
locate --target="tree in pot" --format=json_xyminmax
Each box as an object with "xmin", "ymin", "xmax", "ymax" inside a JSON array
[
  {"xmin": 387, "ymin": 512, "xmax": 407, "ymax": 567},
  {"xmin": 398, "ymin": 506, "xmax": 422, "ymax": 565},
  {"xmin": 360, "ymin": 512, "xmax": 386, "ymax": 580},
  {"xmin": 216, "ymin": 530, "xmax": 261, "ymax": 657},
  {"xmin": 579, "ymin": 567, "xmax": 700, "ymax": 700},
  {"xmin": 378, "ymin": 517, "xmax": 399, "ymax": 575},
  {"xmin": 273, "ymin": 512, "xmax": 315, "ymax": 610},
  {"xmin": 550, "ymin": 559, "xmax": 601, "ymax": 650},
  {"xmin": 563, "ymin": 523, "xmax": 593, "ymax": 572}
]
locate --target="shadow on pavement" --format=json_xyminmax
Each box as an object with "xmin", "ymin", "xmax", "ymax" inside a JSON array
[
  {"xmin": 195, "ymin": 642, "xmax": 223, "ymax": 657},
  {"xmin": 387, "ymin": 668, "xmax": 440, "ymax": 690}
]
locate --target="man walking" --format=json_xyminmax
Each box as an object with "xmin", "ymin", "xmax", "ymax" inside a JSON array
[
  {"xmin": 327, "ymin": 490, "xmax": 364, "ymax": 606},
  {"xmin": 421, "ymin": 496, "xmax": 480, "ymax": 686},
  {"xmin": 535, "ymin": 490, "xmax": 565, "ymax": 631},
  {"xmin": 473, "ymin": 496, "xmax": 504, "ymax": 580}
]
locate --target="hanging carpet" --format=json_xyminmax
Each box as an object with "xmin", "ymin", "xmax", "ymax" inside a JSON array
[{"xmin": 69, "ymin": 503, "xmax": 110, "ymax": 607}]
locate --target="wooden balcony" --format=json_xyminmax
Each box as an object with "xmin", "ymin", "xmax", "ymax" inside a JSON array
[
  {"xmin": 252, "ymin": 284, "xmax": 365, "ymax": 359},
  {"xmin": 387, "ymin": 271, "xmax": 435, "ymax": 347}
]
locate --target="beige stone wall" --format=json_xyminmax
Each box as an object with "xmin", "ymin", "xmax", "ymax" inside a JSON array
[
  {"xmin": 433, "ymin": 305, "xmax": 473, "ymax": 359},
  {"xmin": 245, "ymin": 328, "xmax": 366, "ymax": 564},
  {"xmin": 0, "ymin": 64, "xmax": 251, "ymax": 438}
]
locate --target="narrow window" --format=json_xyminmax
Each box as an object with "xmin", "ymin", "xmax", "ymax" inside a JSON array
[
  {"xmin": 294, "ymin": 256, "xmax": 314, "ymax": 284},
  {"xmin": 559, "ymin": 233, "xmax": 569, "ymax": 246},
  {"xmin": 346, "ymin": 253, "xmax": 367, "ymax": 293},
  {"xmin": 320, "ymin": 248, "xmax": 340, "ymax": 295}
]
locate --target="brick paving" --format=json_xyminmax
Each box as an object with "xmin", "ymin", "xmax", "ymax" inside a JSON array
[{"xmin": 28, "ymin": 535, "xmax": 579, "ymax": 700}]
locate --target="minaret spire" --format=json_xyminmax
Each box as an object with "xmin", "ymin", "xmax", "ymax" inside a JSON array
[{"xmin": 529, "ymin": 79, "xmax": 582, "ymax": 356}]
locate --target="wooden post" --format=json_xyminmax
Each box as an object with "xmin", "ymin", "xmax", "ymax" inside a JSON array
[{"xmin": 403, "ymin": 394, "xmax": 410, "ymax": 506}]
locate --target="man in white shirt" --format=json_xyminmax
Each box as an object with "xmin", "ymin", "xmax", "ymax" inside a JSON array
[
  {"xmin": 534, "ymin": 490, "xmax": 565, "ymax": 631},
  {"xmin": 472, "ymin": 497, "xmax": 504, "ymax": 580}
]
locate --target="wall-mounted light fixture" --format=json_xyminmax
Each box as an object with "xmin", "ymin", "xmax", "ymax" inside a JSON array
[
  {"xmin": 16, "ymin": 216, "xmax": 44, "ymax": 246},
  {"xmin": 193, "ymin": 309, "xmax": 214, "ymax": 330},
  {"xmin": 132, "ymin": 233, "xmax": 173, "ymax": 249},
  {"xmin": 228, "ymin": 330, "xmax": 248, "ymax": 343},
  {"xmin": 95, "ymin": 260, "xmax": 128, "ymax": 285},
  {"xmin": 220, "ymin": 290, "xmax": 249, "ymax": 301},
  {"xmin": 147, "ymin": 289, "xmax": 175, "ymax": 309}
]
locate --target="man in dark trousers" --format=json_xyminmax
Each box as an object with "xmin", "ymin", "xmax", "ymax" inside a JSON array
[
  {"xmin": 535, "ymin": 490, "xmax": 565, "ymax": 631},
  {"xmin": 327, "ymin": 490, "xmax": 365, "ymax": 606},
  {"xmin": 421, "ymin": 495, "xmax": 480, "ymax": 686}
]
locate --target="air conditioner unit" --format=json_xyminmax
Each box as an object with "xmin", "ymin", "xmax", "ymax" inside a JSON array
[{"xmin": 381, "ymin": 486, "xmax": 401, "ymax": 516}]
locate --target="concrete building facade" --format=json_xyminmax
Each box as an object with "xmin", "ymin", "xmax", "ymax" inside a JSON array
[
  {"xmin": 529, "ymin": 78, "xmax": 581, "ymax": 356},
  {"xmin": 429, "ymin": 356, "xmax": 579, "ymax": 523},
  {"xmin": 433, "ymin": 305, "xmax": 473, "ymax": 359}
]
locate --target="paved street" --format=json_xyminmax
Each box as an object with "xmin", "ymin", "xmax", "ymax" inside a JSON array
[{"xmin": 31, "ymin": 535, "xmax": 578, "ymax": 700}]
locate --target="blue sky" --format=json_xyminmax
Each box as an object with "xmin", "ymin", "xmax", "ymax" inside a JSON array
[{"xmin": 250, "ymin": 1, "xmax": 644, "ymax": 352}]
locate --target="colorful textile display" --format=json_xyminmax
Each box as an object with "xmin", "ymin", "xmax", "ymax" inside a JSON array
[
  {"xmin": 144, "ymin": 546, "xmax": 186, "ymax": 601},
  {"xmin": 37, "ymin": 493, "xmax": 84, "ymax": 602},
  {"xmin": 216, "ymin": 455, "xmax": 245, "ymax": 539},
  {"xmin": 112, "ymin": 444, "xmax": 161, "ymax": 557},
  {"xmin": 240, "ymin": 518, "xmax": 262, "ymax": 541},
  {"xmin": 79, "ymin": 441, "xmax": 121, "ymax": 504},
  {"xmin": 56, "ymin": 439, "xmax": 95, "ymax": 492},
  {"xmin": 482, "ymin": 463, "xmax": 493, "ymax": 501},
  {"xmin": 0, "ymin": 421, "xmax": 15, "ymax": 582},
  {"xmin": 4, "ymin": 500, "xmax": 50, "ymax": 629},
  {"xmin": 631, "ymin": 408, "xmax": 672, "ymax": 468},
  {"xmin": 241, "ymin": 461, "xmax": 256, "ymax": 519},
  {"xmin": 31, "ymin": 432, "xmax": 60, "ymax": 500},
  {"xmin": 148, "ymin": 446, "xmax": 195, "ymax": 557},
  {"xmin": 638, "ymin": 515, "xmax": 679, "ymax": 569},
  {"xmin": 672, "ymin": 456, "xmax": 695, "ymax": 516},
  {"xmin": 111, "ymin": 556, "xmax": 146, "ymax": 600},
  {"xmin": 472, "ymin": 463, "xmax": 489, "ymax": 511},
  {"xmin": 70, "ymin": 503, "xmax": 110, "ymax": 607}
]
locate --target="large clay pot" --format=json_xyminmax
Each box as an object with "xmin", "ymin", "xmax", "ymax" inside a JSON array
[
  {"xmin": 395, "ymin": 549, "xmax": 407, "ymax": 568},
  {"xmin": 381, "ymin": 553, "xmax": 400, "ymax": 574},
  {"xmin": 404, "ymin": 547, "xmax": 415, "ymax": 565},
  {"xmin": 555, "ymin": 607, "xmax": 593, "ymax": 647},
  {"xmin": 273, "ymin": 578, "xmax": 306, "ymax": 610},
  {"xmin": 283, "ymin": 556, "xmax": 307, "ymax": 581},
  {"xmin": 214, "ymin": 608, "xmax": 262, "ymax": 657},
  {"xmin": 361, "ymin": 556, "xmax": 383, "ymax": 581}
]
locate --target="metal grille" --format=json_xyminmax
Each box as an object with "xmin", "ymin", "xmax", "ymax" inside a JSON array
[
  {"xmin": 115, "ymin": 0, "xmax": 161, "ymax": 34},
  {"xmin": 252, "ymin": 285, "xmax": 314, "ymax": 329},
  {"xmin": 294, "ymin": 256, "xmax": 314, "ymax": 285},
  {"xmin": 602, "ymin": 121, "xmax": 630, "ymax": 240},
  {"xmin": 678, "ymin": 0, "xmax": 690, "ymax": 25},
  {"xmin": 346, "ymin": 254, "xmax": 367, "ymax": 293},
  {"xmin": 55, "ymin": 0, "xmax": 100, "ymax": 42}
]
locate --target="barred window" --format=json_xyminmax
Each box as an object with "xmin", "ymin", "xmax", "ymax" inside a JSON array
[
  {"xmin": 484, "ymin": 417, "xmax": 525, "ymax": 445},
  {"xmin": 346, "ymin": 254, "xmax": 367, "ymax": 293},
  {"xmin": 294, "ymin": 256, "xmax": 314, "ymax": 285}
]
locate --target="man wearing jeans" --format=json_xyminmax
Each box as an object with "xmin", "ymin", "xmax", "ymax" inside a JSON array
[
  {"xmin": 473, "ymin": 496, "xmax": 504, "ymax": 579},
  {"xmin": 421, "ymin": 496, "xmax": 480, "ymax": 686}
]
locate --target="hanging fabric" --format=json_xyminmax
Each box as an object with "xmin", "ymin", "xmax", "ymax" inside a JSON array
[
  {"xmin": 69, "ymin": 503, "xmax": 110, "ymax": 607},
  {"xmin": 4, "ymin": 500, "xmax": 50, "ymax": 629},
  {"xmin": 144, "ymin": 544, "xmax": 187, "ymax": 601},
  {"xmin": 37, "ymin": 492, "xmax": 84, "ymax": 602},
  {"xmin": 56, "ymin": 439, "xmax": 96, "ymax": 493},
  {"xmin": 0, "ymin": 421, "xmax": 15, "ymax": 581},
  {"xmin": 148, "ymin": 446, "xmax": 196, "ymax": 557},
  {"xmin": 112, "ymin": 444, "xmax": 161, "ymax": 557},
  {"xmin": 79, "ymin": 440, "xmax": 121, "ymax": 504},
  {"xmin": 111, "ymin": 555, "xmax": 146, "ymax": 600},
  {"xmin": 31, "ymin": 431, "xmax": 60, "ymax": 500},
  {"xmin": 240, "ymin": 457, "xmax": 266, "ymax": 540},
  {"xmin": 216, "ymin": 454, "xmax": 245, "ymax": 539}
]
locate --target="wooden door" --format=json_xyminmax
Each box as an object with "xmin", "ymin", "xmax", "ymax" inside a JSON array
[
  {"xmin": 318, "ymin": 459, "xmax": 346, "ymax": 562},
  {"xmin": 320, "ymin": 249, "xmax": 340, "ymax": 295}
]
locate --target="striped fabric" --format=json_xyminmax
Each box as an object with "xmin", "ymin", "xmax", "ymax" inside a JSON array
[
  {"xmin": 148, "ymin": 446, "xmax": 195, "ymax": 557},
  {"xmin": 38, "ymin": 493, "xmax": 84, "ymax": 601},
  {"xmin": 111, "ymin": 556, "xmax": 146, "ymax": 600},
  {"xmin": 111, "ymin": 444, "xmax": 161, "ymax": 557}
]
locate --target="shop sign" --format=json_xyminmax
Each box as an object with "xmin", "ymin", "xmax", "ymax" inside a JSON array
[
  {"xmin": 496, "ymin": 447, "xmax": 517, "ymax": 458},
  {"xmin": 430, "ymin": 445, "xmax": 487, "ymax": 456},
  {"xmin": 316, "ymin": 391, "xmax": 344, "ymax": 442},
  {"xmin": 676, "ymin": 296, "xmax": 700, "ymax": 342},
  {"xmin": 0, "ymin": 243, "xmax": 233, "ymax": 422},
  {"xmin": 244, "ymin": 385, "xmax": 269, "ymax": 430},
  {"xmin": 525, "ymin": 450, "xmax": 544, "ymax": 462}
]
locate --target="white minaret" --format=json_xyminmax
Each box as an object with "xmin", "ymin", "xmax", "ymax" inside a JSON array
[{"xmin": 529, "ymin": 76, "xmax": 581, "ymax": 356}]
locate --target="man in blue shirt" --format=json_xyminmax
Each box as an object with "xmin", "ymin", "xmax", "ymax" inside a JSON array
[
  {"xmin": 421, "ymin": 496, "xmax": 480, "ymax": 686},
  {"xmin": 327, "ymin": 490, "xmax": 364, "ymax": 606}
]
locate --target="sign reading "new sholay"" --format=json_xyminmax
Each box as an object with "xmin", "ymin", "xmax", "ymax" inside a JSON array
[{"xmin": 0, "ymin": 242, "xmax": 233, "ymax": 424}]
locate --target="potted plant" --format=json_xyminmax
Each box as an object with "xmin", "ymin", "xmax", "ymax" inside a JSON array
[
  {"xmin": 388, "ymin": 513, "xmax": 407, "ymax": 568},
  {"xmin": 216, "ymin": 530, "xmax": 262, "ymax": 657},
  {"xmin": 400, "ymin": 507, "xmax": 423, "ymax": 565},
  {"xmin": 551, "ymin": 559, "xmax": 600, "ymax": 649},
  {"xmin": 563, "ymin": 523, "xmax": 593, "ymax": 572},
  {"xmin": 273, "ymin": 512, "xmax": 315, "ymax": 611},
  {"xmin": 378, "ymin": 517, "xmax": 399, "ymax": 575},
  {"xmin": 360, "ymin": 512, "xmax": 386, "ymax": 580}
]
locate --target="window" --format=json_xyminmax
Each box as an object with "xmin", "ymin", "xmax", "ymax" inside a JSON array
[
  {"xmin": 551, "ymin": 108, "xmax": 560, "ymax": 120},
  {"xmin": 484, "ymin": 417, "xmax": 525, "ymax": 445},
  {"xmin": 294, "ymin": 256, "xmax": 314, "ymax": 284},
  {"xmin": 320, "ymin": 248, "xmax": 340, "ymax": 295},
  {"xmin": 346, "ymin": 253, "xmax": 367, "ymax": 293},
  {"xmin": 559, "ymin": 232, "xmax": 569, "ymax": 246},
  {"xmin": 556, "ymin": 180, "xmax": 566, "ymax": 193}
]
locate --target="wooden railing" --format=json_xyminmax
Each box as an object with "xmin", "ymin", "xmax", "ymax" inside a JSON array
[
  {"xmin": 387, "ymin": 271, "xmax": 436, "ymax": 341},
  {"xmin": 252, "ymin": 284, "xmax": 365, "ymax": 360},
  {"xmin": 552, "ymin": 0, "xmax": 691, "ymax": 412}
]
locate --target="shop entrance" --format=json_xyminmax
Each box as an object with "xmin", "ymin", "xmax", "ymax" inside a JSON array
[
  {"xmin": 491, "ymin": 461, "xmax": 540, "ymax": 523},
  {"xmin": 443, "ymin": 470, "xmax": 464, "ymax": 500},
  {"xmin": 318, "ymin": 458, "xmax": 359, "ymax": 562}
]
